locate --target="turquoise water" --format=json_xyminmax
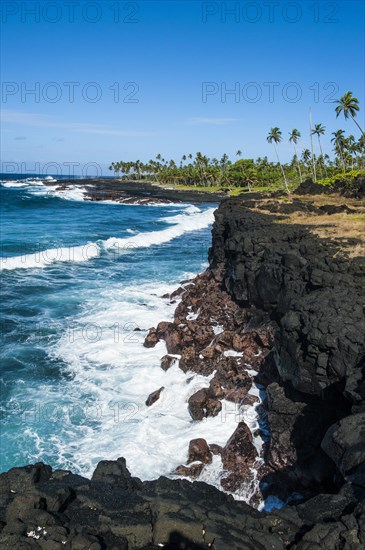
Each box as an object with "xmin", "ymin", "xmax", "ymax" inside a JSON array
[{"xmin": 0, "ymin": 178, "xmax": 215, "ymax": 478}]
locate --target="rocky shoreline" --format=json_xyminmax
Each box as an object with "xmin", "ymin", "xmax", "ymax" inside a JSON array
[
  {"xmin": 47, "ymin": 179, "xmax": 227, "ymax": 205},
  {"xmin": 143, "ymin": 192, "xmax": 365, "ymax": 506},
  {"xmin": 1, "ymin": 191, "xmax": 365, "ymax": 548}
]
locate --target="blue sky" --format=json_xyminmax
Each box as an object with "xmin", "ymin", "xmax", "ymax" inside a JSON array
[{"xmin": 1, "ymin": 0, "xmax": 364, "ymax": 175}]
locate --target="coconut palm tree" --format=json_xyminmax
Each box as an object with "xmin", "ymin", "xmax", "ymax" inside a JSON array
[
  {"xmin": 311, "ymin": 123, "xmax": 327, "ymax": 177},
  {"xmin": 236, "ymin": 150, "xmax": 242, "ymax": 158},
  {"xmin": 109, "ymin": 162, "xmax": 116, "ymax": 177},
  {"xmin": 335, "ymin": 91, "xmax": 364, "ymax": 136},
  {"xmin": 267, "ymin": 127, "xmax": 289, "ymax": 193},
  {"xmin": 331, "ymin": 130, "xmax": 346, "ymax": 171},
  {"xmin": 301, "ymin": 149, "xmax": 312, "ymax": 175},
  {"xmin": 288, "ymin": 129, "xmax": 303, "ymax": 183},
  {"xmin": 357, "ymin": 135, "xmax": 365, "ymax": 168},
  {"xmin": 244, "ymin": 167, "xmax": 258, "ymax": 192},
  {"xmin": 344, "ymin": 135, "xmax": 357, "ymax": 170}
]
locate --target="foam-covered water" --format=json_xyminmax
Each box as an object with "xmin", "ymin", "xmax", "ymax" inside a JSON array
[
  {"xmin": 0, "ymin": 179, "xmax": 216, "ymax": 477},
  {"xmin": 0, "ymin": 176, "xmax": 269, "ymax": 507}
]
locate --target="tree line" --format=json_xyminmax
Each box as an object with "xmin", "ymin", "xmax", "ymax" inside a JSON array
[{"xmin": 109, "ymin": 92, "xmax": 364, "ymax": 192}]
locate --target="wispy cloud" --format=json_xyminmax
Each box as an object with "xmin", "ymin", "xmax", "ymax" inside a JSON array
[
  {"xmin": 184, "ymin": 117, "xmax": 239, "ymax": 126},
  {"xmin": 14, "ymin": 136, "xmax": 27, "ymax": 140},
  {"xmin": 1, "ymin": 109, "xmax": 165, "ymax": 137}
]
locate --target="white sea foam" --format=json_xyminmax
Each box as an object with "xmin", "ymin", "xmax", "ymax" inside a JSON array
[
  {"xmin": 1, "ymin": 178, "xmax": 48, "ymax": 189},
  {"xmin": 104, "ymin": 207, "xmax": 214, "ymax": 251},
  {"xmin": 51, "ymin": 185, "xmax": 87, "ymax": 201},
  {"xmin": 0, "ymin": 178, "xmax": 89, "ymax": 202},
  {"xmin": 13, "ymin": 279, "xmax": 265, "ymax": 506},
  {"xmin": 28, "ymin": 281, "xmax": 248, "ymax": 488},
  {"xmin": 0, "ymin": 207, "xmax": 215, "ymax": 271},
  {"xmin": 0, "ymin": 243, "xmax": 100, "ymax": 270},
  {"xmin": 2, "ymin": 181, "xmax": 30, "ymax": 188}
]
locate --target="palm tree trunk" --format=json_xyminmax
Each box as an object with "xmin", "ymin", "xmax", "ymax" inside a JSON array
[
  {"xmin": 337, "ymin": 143, "xmax": 346, "ymax": 172},
  {"xmin": 273, "ymin": 142, "xmax": 289, "ymax": 193},
  {"xmin": 309, "ymin": 109, "xmax": 317, "ymax": 183},
  {"xmin": 318, "ymin": 137, "xmax": 327, "ymax": 177},
  {"xmin": 293, "ymin": 144, "xmax": 303, "ymax": 183},
  {"xmin": 317, "ymin": 136, "xmax": 325, "ymax": 178},
  {"xmin": 350, "ymin": 114, "xmax": 365, "ymax": 136}
]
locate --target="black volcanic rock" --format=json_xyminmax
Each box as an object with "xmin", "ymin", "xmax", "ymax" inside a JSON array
[
  {"xmin": 208, "ymin": 197, "xmax": 365, "ymax": 499},
  {"xmin": 321, "ymin": 413, "xmax": 365, "ymax": 475},
  {"xmin": 1, "ymin": 459, "xmax": 365, "ymax": 549}
]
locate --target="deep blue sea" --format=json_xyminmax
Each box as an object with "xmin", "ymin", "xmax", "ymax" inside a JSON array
[
  {"xmin": 0, "ymin": 175, "xmax": 288, "ymax": 511},
  {"xmin": 0, "ymin": 176, "xmax": 225, "ymax": 479}
]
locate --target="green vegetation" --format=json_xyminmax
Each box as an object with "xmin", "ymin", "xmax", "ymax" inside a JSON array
[
  {"xmin": 317, "ymin": 170, "xmax": 365, "ymax": 193},
  {"xmin": 109, "ymin": 91, "xmax": 365, "ymax": 194}
]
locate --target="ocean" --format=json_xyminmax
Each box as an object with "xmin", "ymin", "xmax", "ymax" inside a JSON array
[
  {"xmin": 0, "ymin": 176, "xmax": 222, "ymax": 478},
  {"xmin": 1, "ymin": 175, "xmax": 288, "ymax": 512}
]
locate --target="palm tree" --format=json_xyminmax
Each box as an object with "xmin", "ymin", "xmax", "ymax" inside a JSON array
[
  {"xmin": 289, "ymin": 129, "xmax": 303, "ymax": 183},
  {"xmin": 236, "ymin": 150, "xmax": 242, "ymax": 158},
  {"xmin": 344, "ymin": 135, "xmax": 357, "ymax": 170},
  {"xmin": 108, "ymin": 162, "xmax": 116, "ymax": 177},
  {"xmin": 309, "ymin": 109, "xmax": 317, "ymax": 183},
  {"xmin": 311, "ymin": 123, "xmax": 327, "ymax": 177},
  {"xmin": 302, "ymin": 149, "xmax": 311, "ymax": 163},
  {"xmin": 357, "ymin": 135, "xmax": 365, "ymax": 168},
  {"xmin": 331, "ymin": 130, "xmax": 346, "ymax": 171},
  {"xmin": 301, "ymin": 149, "xmax": 312, "ymax": 176},
  {"xmin": 244, "ymin": 167, "xmax": 258, "ymax": 192},
  {"xmin": 267, "ymin": 127, "xmax": 289, "ymax": 193},
  {"xmin": 335, "ymin": 91, "xmax": 364, "ymax": 136}
]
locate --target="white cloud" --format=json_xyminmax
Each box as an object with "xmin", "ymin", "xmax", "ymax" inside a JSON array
[{"xmin": 1, "ymin": 109, "xmax": 165, "ymax": 137}]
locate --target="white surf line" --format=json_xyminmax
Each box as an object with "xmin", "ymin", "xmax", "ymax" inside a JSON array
[{"xmin": 0, "ymin": 208, "xmax": 215, "ymax": 271}]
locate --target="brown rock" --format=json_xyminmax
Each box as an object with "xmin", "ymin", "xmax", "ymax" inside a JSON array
[
  {"xmin": 175, "ymin": 463, "xmax": 204, "ymax": 478},
  {"xmin": 156, "ymin": 321, "xmax": 171, "ymax": 338},
  {"xmin": 187, "ymin": 389, "xmax": 222, "ymax": 420},
  {"xmin": 143, "ymin": 328, "xmax": 159, "ymax": 348},
  {"xmin": 206, "ymin": 399, "xmax": 222, "ymax": 417},
  {"xmin": 193, "ymin": 324, "xmax": 215, "ymax": 347},
  {"xmin": 224, "ymin": 389, "xmax": 249, "ymax": 404},
  {"xmin": 221, "ymin": 422, "xmax": 257, "ymax": 482},
  {"xmin": 145, "ymin": 387, "xmax": 164, "ymax": 407},
  {"xmin": 232, "ymin": 332, "xmax": 260, "ymax": 355},
  {"xmin": 200, "ymin": 345, "xmax": 215, "ymax": 359},
  {"xmin": 161, "ymin": 324, "xmax": 182, "ymax": 354},
  {"xmin": 215, "ymin": 331, "xmax": 235, "ymax": 348},
  {"xmin": 241, "ymin": 394, "xmax": 259, "ymax": 407},
  {"xmin": 160, "ymin": 354, "xmax": 176, "ymax": 371},
  {"xmin": 179, "ymin": 346, "xmax": 197, "ymax": 372},
  {"xmin": 188, "ymin": 438, "xmax": 212, "ymax": 465},
  {"xmin": 254, "ymin": 323, "xmax": 276, "ymax": 348},
  {"xmin": 170, "ymin": 286, "xmax": 186, "ymax": 299},
  {"xmin": 209, "ymin": 444, "xmax": 223, "ymax": 455},
  {"xmin": 208, "ymin": 377, "xmax": 226, "ymax": 399},
  {"xmin": 188, "ymin": 389, "xmax": 208, "ymax": 421}
]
